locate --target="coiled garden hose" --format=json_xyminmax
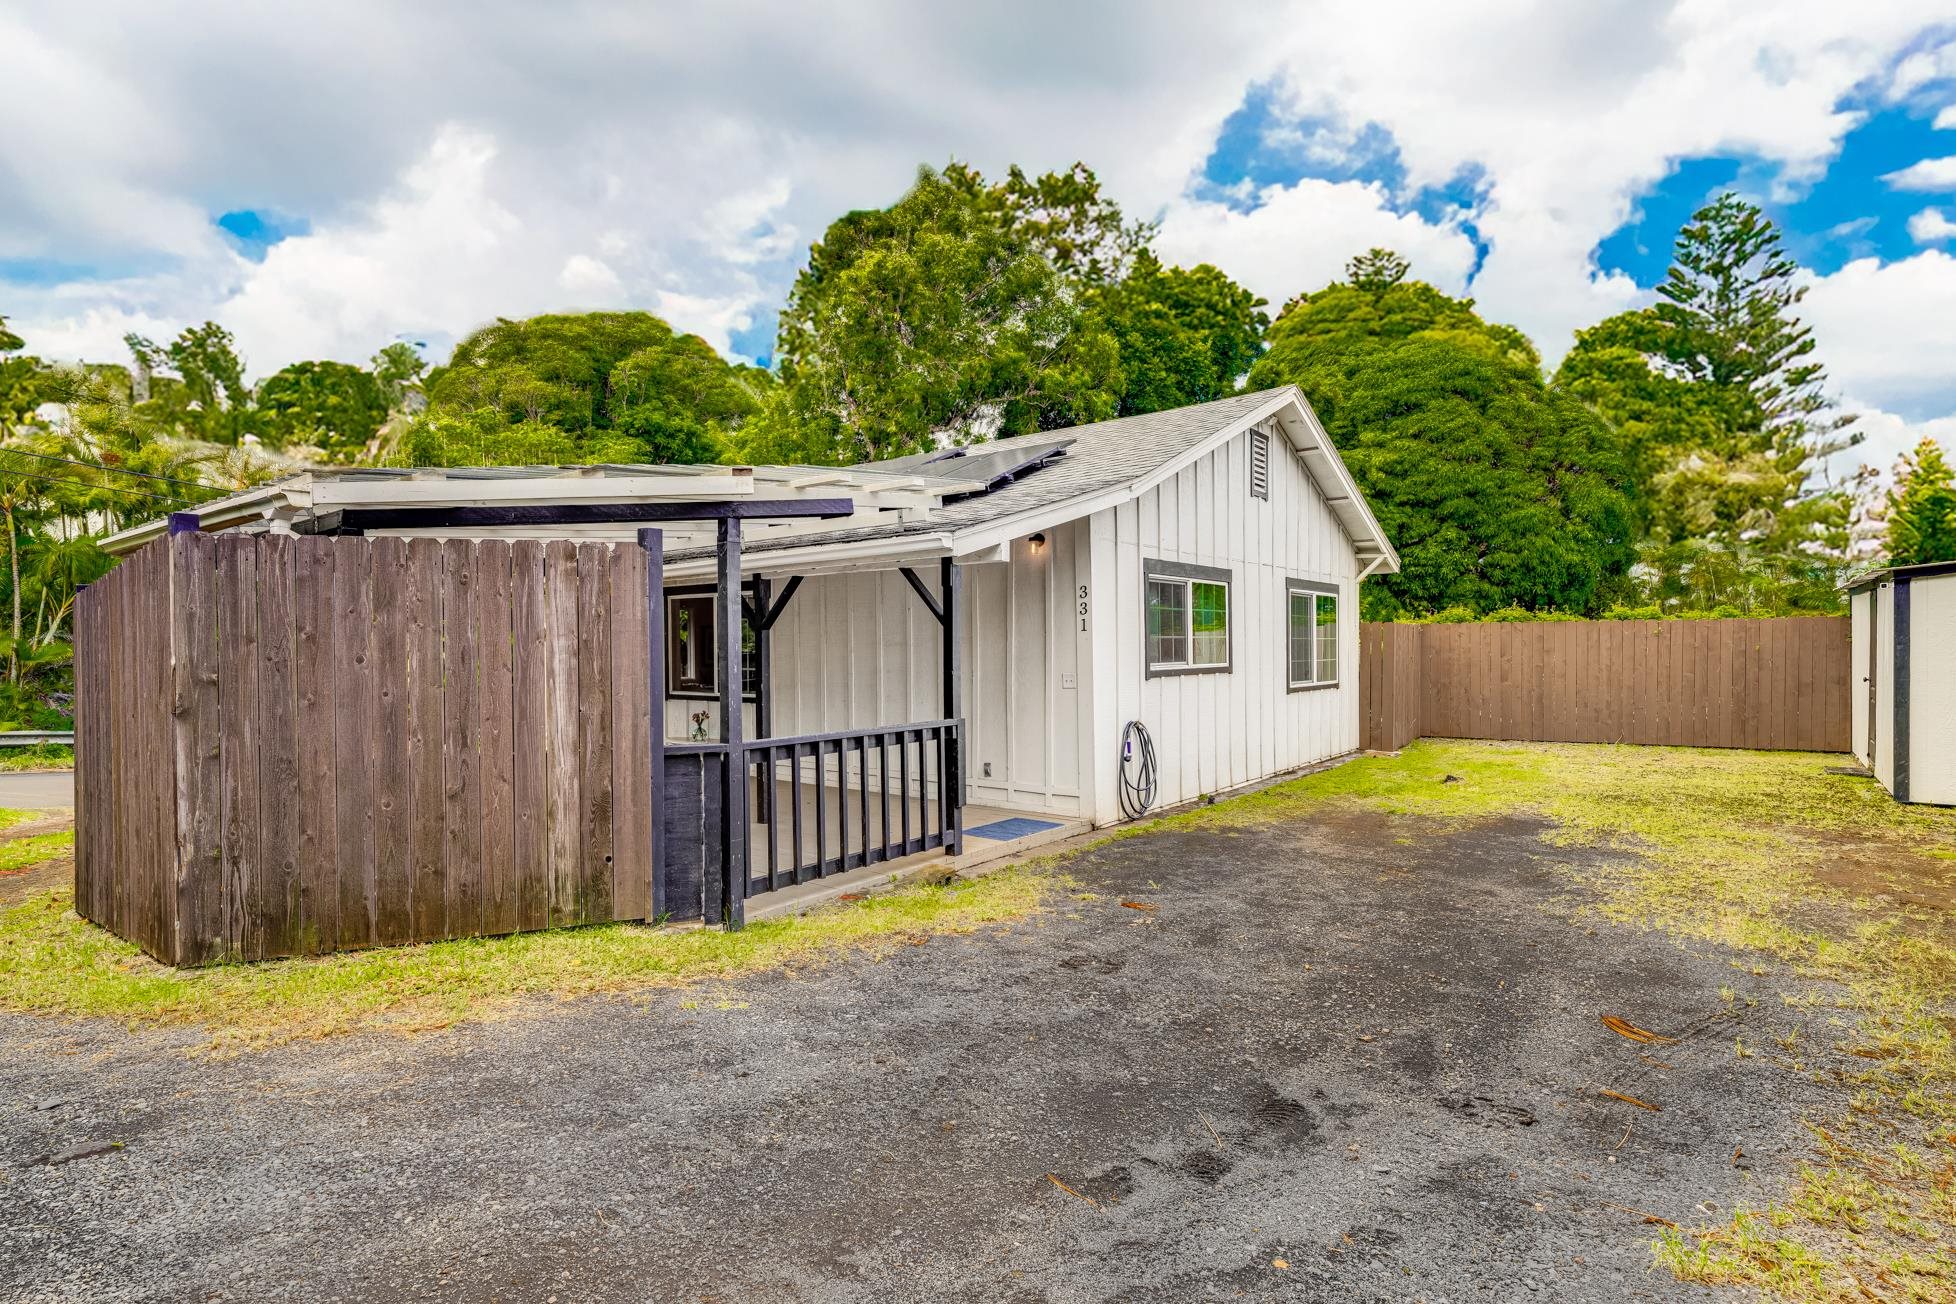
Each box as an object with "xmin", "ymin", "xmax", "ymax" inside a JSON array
[{"xmin": 1118, "ymin": 720, "xmax": 1158, "ymax": 821}]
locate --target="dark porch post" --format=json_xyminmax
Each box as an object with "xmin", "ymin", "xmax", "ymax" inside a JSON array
[
  {"xmin": 940, "ymin": 556, "xmax": 964, "ymax": 856},
  {"xmin": 717, "ymin": 517, "xmax": 748, "ymax": 928},
  {"xmin": 637, "ymin": 527, "xmax": 666, "ymax": 921},
  {"xmin": 751, "ymin": 574, "xmax": 771, "ymax": 824}
]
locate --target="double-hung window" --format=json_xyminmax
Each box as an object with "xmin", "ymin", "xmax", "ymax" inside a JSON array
[
  {"xmin": 1144, "ymin": 560, "xmax": 1232, "ymax": 676},
  {"xmin": 1286, "ymin": 580, "xmax": 1340, "ymax": 689},
  {"xmin": 665, "ymin": 591, "xmax": 759, "ymax": 700}
]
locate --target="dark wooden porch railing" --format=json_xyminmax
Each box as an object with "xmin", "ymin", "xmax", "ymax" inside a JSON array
[
  {"xmin": 746, "ymin": 719, "xmax": 960, "ymax": 893},
  {"xmin": 660, "ymin": 719, "xmax": 963, "ymax": 922}
]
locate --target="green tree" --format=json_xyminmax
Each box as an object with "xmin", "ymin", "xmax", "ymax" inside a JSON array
[
  {"xmin": 966, "ymin": 162, "xmax": 1155, "ymax": 287},
  {"xmin": 370, "ymin": 342, "xmax": 428, "ymax": 409},
  {"xmin": 124, "ymin": 322, "xmax": 255, "ymax": 444},
  {"xmin": 1253, "ymin": 262, "xmax": 1538, "ymax": 431},
  {"xmin": 1249, "ymin": 254, "xmax": 1633, "ymax": 615},
  {"xmin": 407, "ymin": 311, "xmax": 764, "ymax": 466},
  {"xmin": 1885, "ymin": 438, "xmax": 1956, "ymax": 566},
  {"xmin": 1554, "ymin": 194, "xmax": 1857, "ymax": 583},
  {"xmin": 774, "ymin": 164, "xmax": 1122, "ymax": 463},
  {"xmin": 256, "ymin": 360, "xmax": 388, "ymax": 457},
  {"xmin": 1094, "ymin": 252, "xmax": 1266, "ymax": 416}
]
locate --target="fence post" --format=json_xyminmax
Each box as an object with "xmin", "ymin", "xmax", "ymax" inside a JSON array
[{"xmin": 638, "ymin": 528, "xmax": 665, "ymax": 922}]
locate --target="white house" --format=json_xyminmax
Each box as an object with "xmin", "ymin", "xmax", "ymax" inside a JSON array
[
  {"xmin": 659, "ymin": 385, "xmax": 1399, "ymax": 828},
  {"xmin": 1848, "ymin": 560, "xmax": 1956, "ymax": 806}
]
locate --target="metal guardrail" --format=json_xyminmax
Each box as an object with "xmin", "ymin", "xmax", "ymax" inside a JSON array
[{"xmin": 0, "ymin": 731, "xmax": 73, "ymax": 747}]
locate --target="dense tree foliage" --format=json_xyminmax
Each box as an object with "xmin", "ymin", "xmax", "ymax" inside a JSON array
[
  {"xmin": 1553, "ymin": 195, "xmax": 1858, "ymax": 612},
  {"xmin": 1094, "ymin": 252, "xmax": 1266, "ymax": 416},
  {"xmin": 255, "ymin": 360, "xmax": 388, "ymax": 458},
  {"xmin": 763, "ymin": 161, "xmax": 1268, "ymax": 463},
  {"xmin": 770, "ymin": 165, "xmax": 1123, "ymax": 463},
  {"xmin": 406, "ymin": 311, "xmax": 769, "ymax": 466},
  {"xmin": 1249, "ymin": 254, "xmax": 1632, "ymax": 617},
  {"xmin": 1885, "ymin": 438, "xmax": 1956, "ymax": 566}
]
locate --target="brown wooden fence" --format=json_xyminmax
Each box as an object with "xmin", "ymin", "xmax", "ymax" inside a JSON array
[
  {"xmin": 1359, "ymin": 616, "xmax": 1850, "ymax": 754},
  {"xmin": 75, "ymin": 532, "xmax": 656, "ymax": 966}
]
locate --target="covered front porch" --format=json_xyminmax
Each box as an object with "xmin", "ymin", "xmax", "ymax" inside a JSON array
[{"xmin": 651, "ymin": 503, "xmax": 1087, "ymax": 927}]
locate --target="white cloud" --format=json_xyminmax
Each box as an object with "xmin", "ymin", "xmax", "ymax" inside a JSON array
[
  {"xmin": 1938, "ymin": 104, "xmax": 1956, "ymax": 130},
  {"xmin": 1890, "ymin": 38, "xmax": 1956, "ymax": 99},
  {"xmin": 1882, "ymin": 155, "xmax": 1956, "ymax": 191},
  {"xmin": 1155, "ymin": 178, "xmax": 1481, "ymax": 306},
  {"xmin": 1830, "ymin": 402, "xmax": 1956, "ymax": 489},
  {"xmin": 558, "ymin": 255, "xmax": 626, "ymax": 299},
  {"xmin": 1908, "ymin": 207, "xmax": 1956, "ymax": 242},
  {"xmin": 1802, "ymin": 250, "xmax": 1956, "ymax": 419}
]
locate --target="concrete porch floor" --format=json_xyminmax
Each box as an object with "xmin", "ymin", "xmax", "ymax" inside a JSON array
[{"xmin": 742, "ymin": 777, "xmax": 1091, "ymax": 922}]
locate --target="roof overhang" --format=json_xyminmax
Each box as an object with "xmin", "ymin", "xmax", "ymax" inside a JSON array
[
  {"xmin": 1843, "ymin": 559, "xmax": 1956, "ymax": 593},
  {"xmin": 96, "ymin": 460, "xmax": 988, "ymax": 557}
]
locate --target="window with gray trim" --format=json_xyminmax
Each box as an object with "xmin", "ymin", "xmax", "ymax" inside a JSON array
[
  {"xmin": 1145, "ymin": 559, "xmax": 1232, "ymax": 676},
  {"xmin": 1286, "ymin": 579, "xmax": 1339, "ymax": 689}
]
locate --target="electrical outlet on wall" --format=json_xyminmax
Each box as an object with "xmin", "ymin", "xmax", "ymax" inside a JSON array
[{"xmin": 1060, "ymin": 671, "xmax": 1078, "ymax": 690}]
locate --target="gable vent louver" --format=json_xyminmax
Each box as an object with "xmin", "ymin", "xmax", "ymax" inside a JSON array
[{"xmin": 1249, "ymin": 429, "xmax": 1271, "ymax": 500}]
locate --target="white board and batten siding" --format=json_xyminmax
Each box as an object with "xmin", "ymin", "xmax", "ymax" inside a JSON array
[
  {"xmin": 736, "ymin": 520, "xmax": 1089, "ymax": 816},
  {"xmin": 1082, "ymin": 417, "xmax": 1361, "ymax": 825}
]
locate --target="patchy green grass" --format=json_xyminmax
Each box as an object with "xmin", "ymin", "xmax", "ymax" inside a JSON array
[
  {"xmin": 0, "ymin": 864, "xmax": 1055, "ymax": 1054},
  {"xmin": 1172, "ymin": 740, "xmax": 1956, "ymax": 1301},
  {"xmin": 0, "ymin": 831, "xmax": 73, "ymax": 873},
  {"xmin": 0, "ymin": 744, "xmax": 72, "ymax": 772}
]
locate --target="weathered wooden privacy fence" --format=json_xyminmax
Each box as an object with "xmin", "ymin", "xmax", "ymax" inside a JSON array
[
  {"xmin": 76, "ymin": 532, "xmax": 658, "ymax": 965},
  {"xmin": 1360, "ymin": 616, "xmax": 1851, "ymax": 753}
]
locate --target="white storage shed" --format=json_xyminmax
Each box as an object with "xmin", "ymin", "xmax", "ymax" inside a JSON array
[{"xmin": 1848, "ymin": 560, "xmax": 1956, "ymax": 806}]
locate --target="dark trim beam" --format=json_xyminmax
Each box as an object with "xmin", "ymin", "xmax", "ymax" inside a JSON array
[
  {"xmin": 320, "ymin": 497, "xmax": 854, "ymax": 533},
  {"xmin": 754, "ymin": 575, "xmax": 803, "ymax": 631},
  {"xmin": 751, "ymin": 575, "xmax": 772, "ymax": 826},
  {"xmin": 1895, "ymin": 576, "xmax": 1912, "ymax": 804},
  {"xmin": 899, "ymin": 566, "xmax": 945, "ymax": 625},
  {"xmin": 940, "ymin": 556, "xmax": 964, "ymax": 857},
  {"xmin": 717, "ymin": 515, "xmax": 749, "ymax": 929}
]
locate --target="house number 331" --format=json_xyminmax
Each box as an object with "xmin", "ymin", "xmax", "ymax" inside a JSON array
[{"xmin": 1078, "ymin": 584, "xmax": 1089, "ymax": 632}]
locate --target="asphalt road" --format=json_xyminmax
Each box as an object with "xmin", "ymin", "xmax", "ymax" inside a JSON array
[
  {"xmin": 0, "ymin": 771, "xmax": 72, "ymax": 810},
  {"xmin": 0, "ymin": 807, "xmax": 1830, "ymax": 1302}
]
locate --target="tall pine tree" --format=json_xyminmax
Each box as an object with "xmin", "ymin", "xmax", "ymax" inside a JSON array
[{"xmin": 1554, "ymin": 194, "xmax": 1859, "ymax": 611}]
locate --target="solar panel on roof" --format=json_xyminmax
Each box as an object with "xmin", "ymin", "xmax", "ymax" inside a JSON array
[{"xmin": 933, "ymin": 438, "xmax": 1074, "ymax": 499}]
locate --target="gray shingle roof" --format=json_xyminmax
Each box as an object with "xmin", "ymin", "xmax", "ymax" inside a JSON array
[{"xmin": 728, "ymin": 388, "xmax": 1288, "ymax": 557}]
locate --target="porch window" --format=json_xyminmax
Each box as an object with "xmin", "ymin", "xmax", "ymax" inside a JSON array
[
  {"xmin": 1286, "ymin": 579, "xmax": 1339, "ymax": 689},
  {"xmin": 1145, "ymin": 560, "xmax": 1232, "ymax": 676},
  {"xmin": 666, "ymin": 593, "xmax": 758, "ymax": 700}
]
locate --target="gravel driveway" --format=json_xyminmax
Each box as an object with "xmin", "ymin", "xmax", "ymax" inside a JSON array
[{"xmin": 0, "ymin": 807, "xmax": 1827, "ymax": 1302}]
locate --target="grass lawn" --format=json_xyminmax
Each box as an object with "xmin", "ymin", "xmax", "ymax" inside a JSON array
[
  {"xmin": 0, "ymin": 854, "xmax": 1056, "ymax": 1053},
  {"xmin": 4, "ymin": 740, "xmax": 1955, "ymax": 1297}
]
